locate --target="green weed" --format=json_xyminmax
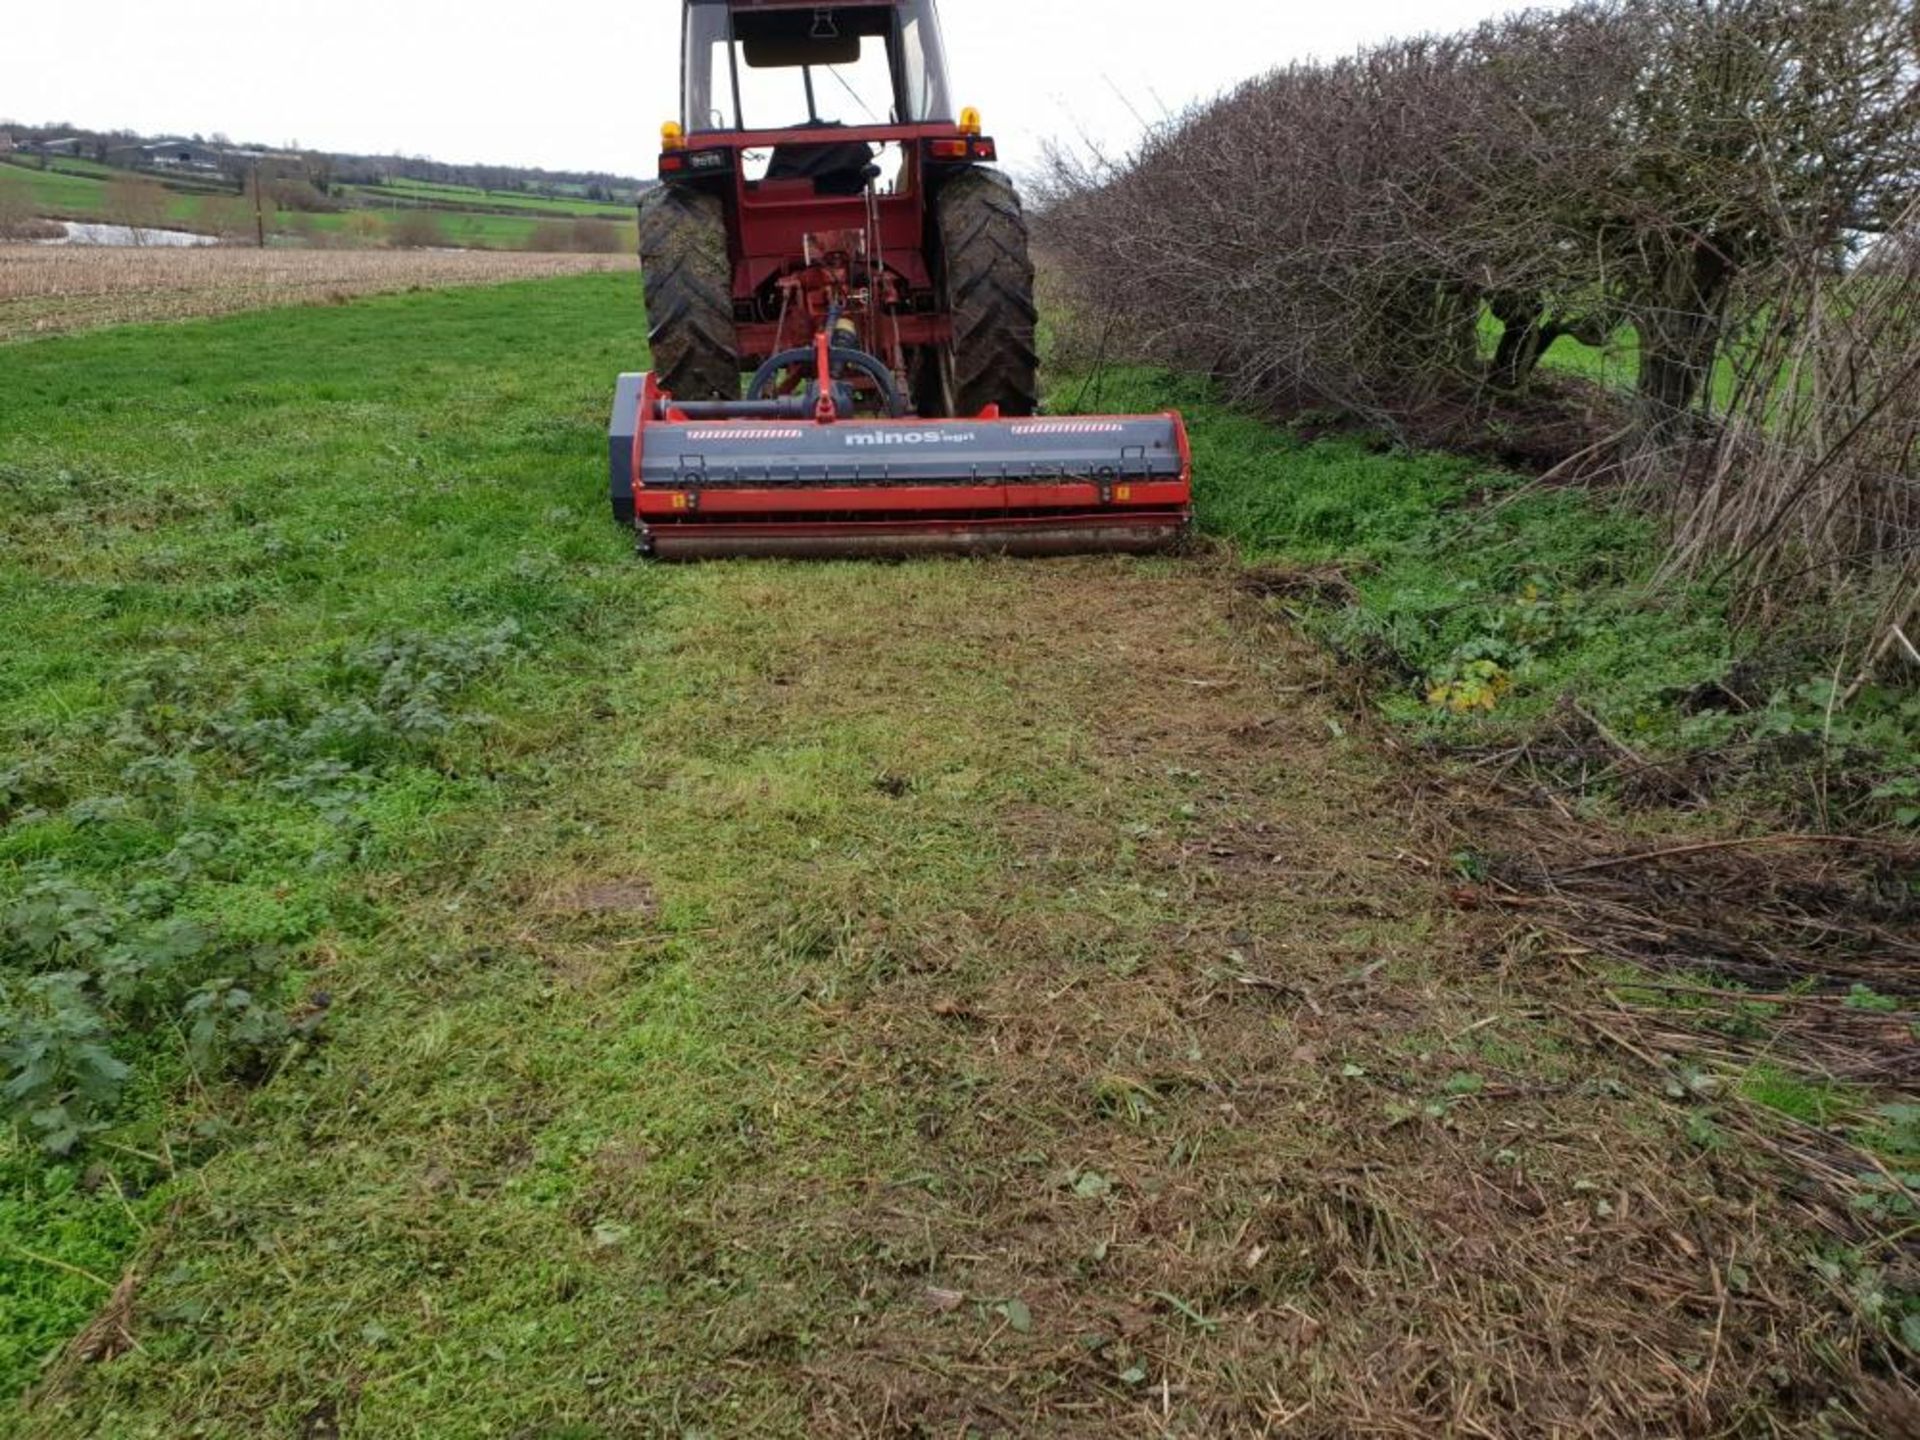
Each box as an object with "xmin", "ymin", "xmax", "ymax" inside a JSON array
[
  {"xmin": 1064, "ymin": 368, "xmax": 1916, "ymax": 823},
  {"xmin": 0, "ymin": 271, "xmax": 650, "ymax": 1395}
]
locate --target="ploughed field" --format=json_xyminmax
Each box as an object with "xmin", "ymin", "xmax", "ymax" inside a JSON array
[{"xmin": 1, "ymin": 273, "xmax": 1910, "ymax": 1437}]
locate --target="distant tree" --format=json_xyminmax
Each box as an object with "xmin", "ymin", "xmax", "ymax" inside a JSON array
[
  {"xmin": 287, "ymin": 211, "xmax": 324, "ymax": 246},
  {"xmin": 268, "ymin": 177, "xmax": 338, "ymax": 213},
  {"xmin": 106, "ymin": 175, "xmax": 171, "ymax": 241},
  {"xmin": 569, "ymin": 218, "xmax": 623, "ymax": 253},
  {"xmin": 194, "ymin": 194, "xmax": 252, "ymax": 241},
  {"xmin": 0, "ymin": 186, "xmax": 49, "ymax": 240},
  {"xmin": 388, "ymin": 208, "xmax": 444, "ymax": 248},
  {"xmin": 342, "ymin": 211, "xmax": 386, "ymax": 247}
]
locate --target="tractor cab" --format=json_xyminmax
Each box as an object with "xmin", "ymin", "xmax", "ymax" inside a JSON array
[
  {"xmin": 657, "ymin": 1, "xmax": 999, "ymax": 381},
  {"xmin": 680, "ymin": 0, "xmax": 956, "ymax": 175},
  {"xmin": 673, "ymin": 2, "xmax": 975, "ymax": 202}
]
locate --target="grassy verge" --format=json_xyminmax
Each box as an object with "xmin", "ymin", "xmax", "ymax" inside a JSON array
[{"xmin": 1066, "ymin": 367, "xmax": 1917, "ymax": 828}]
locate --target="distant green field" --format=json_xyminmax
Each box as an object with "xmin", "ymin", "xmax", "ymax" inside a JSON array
[
  {"xmin": 354, "ymin": 177, "xmax": 635, "ymax": 218},
  {"xmin": 32, "ymin": 156, "xmax": 119, "ymax": 179},
  {"xmin": 1, "ymin": 158, "xmax": 636, "ymax": 250},
  {"xmin": 0, "ymin": 160, "xmax": 112, "ymax": 214},
  {"xmin": 287, "ymin": 208, "xmax": 533, "ymax": 248},
  {"xmin": 1480, "ymin": 309, "xmax": 1743, "ymax": 407},
  {"xmin": 293, "ymin": 207, "xmax": 637, "ymax": 251},
  {"xmin": 2, "ymin": 162, "xmax": 238, "ymax": 230},
  {"xmin": 1537, "ymin": 329, "xmax": 1635, "ymax": 386}
]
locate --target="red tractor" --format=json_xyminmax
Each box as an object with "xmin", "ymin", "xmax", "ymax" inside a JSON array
[{"xmin": 610, "ymin": 0, "xmax": 1192, "ymax": 558}]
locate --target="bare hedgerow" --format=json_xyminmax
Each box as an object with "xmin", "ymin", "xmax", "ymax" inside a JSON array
[
  {"xmin": 1037, "ymin": 15, "xmax": 1638, "ymax": 430},
  {"xmin": 1659, "ymin": 197, "xmax": 1920, "ymax": 663},
  {"xmin": 104, "ymin": 174, "xmax": 173, "ymax": 243},
  {"xmin": 1038, "ymin": 0, "xmax": 1916, "ymax": 440},
  {"xmin": 387, "ymin": 207, "xmax": 446, "ymax": 249},
  {"xmin": 1589, "ymin": 0, "xmax": 1919, "ymax": 442},
  {"xmin": 0, "ymin": 187, "xmax": 61, "ymax": 242},
  {"xmin": 569, "ymin": 218, "xmax": 624, "ymax": 254},
  {"xmin": 1037, "ymin": 0, "xmax": 1919, "ymax": 652},
  {"xmin": 194, "ymin": 195, "xmax": 255, "ymax": 243}
]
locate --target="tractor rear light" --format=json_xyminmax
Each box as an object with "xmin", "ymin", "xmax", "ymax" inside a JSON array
[
  {"xmin": 929, "ymin": 139, "xmax": 968, "ymax": 159},
  {"xmin": 660, "ymin": 154, "xmax": 686, "ymax": 174},
  {"xmin": 970, "ymin": 139, "xmax": 996, "ymax": 161}
]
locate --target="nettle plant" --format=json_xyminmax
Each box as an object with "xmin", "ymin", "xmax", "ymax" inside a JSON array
[
  {"xmin": 108, "ymin": 620, "xmax": 524, "ymax": 780},
  {"xmin": 1419, "ymin": 581, "xmax": 1598, "ymax": 715},
  {"xmin": 0, "ymin": 869, "xmax": 297, "ymax": 1153},
  {"xmin": 0, "ymin": 620, "xmax": 527, "ymax": 1153}
]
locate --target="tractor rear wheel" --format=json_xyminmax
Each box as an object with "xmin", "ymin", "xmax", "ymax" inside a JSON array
[
  {"xmin": 931, "ymin": 167, "xmax": 1039, "ymax": 418},
  {"xmin": 637, "ymin": 185, "xmax": 739, "ymax": 401}
]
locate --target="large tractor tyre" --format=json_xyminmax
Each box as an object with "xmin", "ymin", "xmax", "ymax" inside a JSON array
[
  {"xmin": 930, "ymin": 167, "xmax": 1040, "ymax": 418},
  {"xmin": 637, "ymin": 186, "xmax": 740, "ymax": 402}
]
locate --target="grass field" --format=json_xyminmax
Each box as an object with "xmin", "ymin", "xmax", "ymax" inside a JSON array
[
  {"xmin": 2, "ymin": 276, "xmax": 1915, "ymax": 1434},
  {"xmin": 349, "ymin": 177, "xmax": 636, "ymax": 219},
  {"xmin": 20, "ymin": 159, "xmax": 119, "ymax": 180},
  {"xmin": 0, "ymin": 160, "xmax": 637, "ymax": 251},
  {"xmin": 285, "ymin": 207, "xmax": 611, "ymax": 251},
  {"xmin": 0, "ymin": 163, "xmax": 119, "ymax": 217}
]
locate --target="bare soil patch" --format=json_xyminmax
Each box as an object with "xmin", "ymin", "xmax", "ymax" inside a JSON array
[{"xmin": 0, "ymin": 245, "xmax": 634, "ymax": 340}]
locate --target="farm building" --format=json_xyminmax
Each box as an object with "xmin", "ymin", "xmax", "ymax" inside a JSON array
[
  {"xmin": 1862, "ymin": 225, "xmax": 1919, "ymax": 273},
  {"xmin": 106, "ymin": 139, "xmax": 225, "ymax": 174}
]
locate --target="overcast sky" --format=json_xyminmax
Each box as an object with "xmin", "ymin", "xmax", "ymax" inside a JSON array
[{"xmin": 1, "ymin": 1, "xmax": 1572, "ymax": 179}]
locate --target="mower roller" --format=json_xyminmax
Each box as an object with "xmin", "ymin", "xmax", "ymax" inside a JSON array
[{"xmin": 609, "ymin": 0, "xmax": 1191, "ymax": 560}]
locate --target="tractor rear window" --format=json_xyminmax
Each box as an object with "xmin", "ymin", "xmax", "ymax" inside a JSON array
[
  {"xmin": 736, "ymin": 25, "xmax": 895, "ymax": 130},
  {"xmin": 684, "ymin": 2, "xmax": 955, "ymax": 132}
]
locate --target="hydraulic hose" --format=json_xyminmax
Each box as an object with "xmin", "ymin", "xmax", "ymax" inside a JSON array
[{"xmin": 747, "ymin": 344, "xmax": 905, "ymax": 417}]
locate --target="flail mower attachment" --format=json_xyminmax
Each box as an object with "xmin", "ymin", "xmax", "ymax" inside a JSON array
[{"xmin": 608, "ymin": 367, "xmax": 1192, "ymax": 561}]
